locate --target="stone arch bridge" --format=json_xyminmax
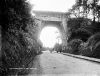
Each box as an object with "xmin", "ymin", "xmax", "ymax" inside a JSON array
[{"xmin": 33, "ymin": 11, "xmax": 68, "ymax": 45}]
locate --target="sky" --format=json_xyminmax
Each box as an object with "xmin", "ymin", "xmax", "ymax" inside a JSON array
[
  {"xmin": 39, "ymin": 26, "xmax": 62, "ymax": 48},
  {"xmin": 28, "ymin": 0, "xmax": 76, "ymax": 12}
]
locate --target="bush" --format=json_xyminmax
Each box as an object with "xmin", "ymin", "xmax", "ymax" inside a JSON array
[
  {"xmin": 79, "ymin": 42, "xmax": 93, "ymax": 56},
  {"xmin": 79, "ymin": 33, "xmax": 100, "ymax": 58},
  {"xmin": 2, "ymin": 31, "xmax": 39, "ymax": 75},
  {"xmin": 87, "ymin": 33, "xmax": 100, "ymax": 47},
  {"xmin": 67, "ymin": 17, "xmax": 92, "ymax": 42},
  {"xmin": 67, "ymin": 39, "xmax": 83, "ymax": 54},
  {"xmin": 1, "ymin": 0, "xmax": 40, "ymax": 75},
  {"xmin": 68, "ymin": 28, "xmax": 92, "ymax": 42},
  {"xmin": 87, "ymin": 33, "xmax": 100, "ymax": 57},
  {"xmin": 92, "ymin": 42, "xmax": 100, "ymax": 58}
]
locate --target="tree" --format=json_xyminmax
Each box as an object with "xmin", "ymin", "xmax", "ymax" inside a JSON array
[{"xmin": 68, "ymin": 0, "xmax": 100, "ymax": 22}]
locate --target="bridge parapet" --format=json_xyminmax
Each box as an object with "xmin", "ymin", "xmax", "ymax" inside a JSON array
[
  {"xmin": 36, "ymin": 16, "xmax": 62, "ymax": 21},
  {"xmin": 33, "ymin": 10, "xmax": 66, "ymax": 21}
]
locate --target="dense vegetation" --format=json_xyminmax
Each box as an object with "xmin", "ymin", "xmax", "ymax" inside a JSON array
[
  {"xmin": 62, "ymin": 0, "xmax": 100, "ymax": 59},
  {"xmin": 0, "ymin": 0, "xmax": 41, "ymax": 75}
]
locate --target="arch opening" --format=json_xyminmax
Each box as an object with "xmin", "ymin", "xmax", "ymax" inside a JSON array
[{"xmin": 39, "ymin": 26, "xmax": 62, "ymax": 48}]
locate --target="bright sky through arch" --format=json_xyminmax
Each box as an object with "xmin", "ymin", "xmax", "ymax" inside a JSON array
[
  {"xmin": 39, "ymin": 26, "xmax": 62, "ymax": 48},
  {"xmin": 28, "ymin": 0, "xmax": 75, "ymax": 12}
]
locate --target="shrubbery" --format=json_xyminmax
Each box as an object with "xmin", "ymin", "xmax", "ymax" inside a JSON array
[
  {"xmin": 86, "ymin": 33, "xmax": 100, "ymax": 58},
  {"xmin": 66, "ymin": 17, "xmax": 100, "ymax": 59},
  {"xmin": 1, "ymin": 0, "xmax": 41, "ymax": 75},
  {"xmin": 66, "ymin": 33, "xmax": 100, "ymax": 58},
  {"xmin": 66, "ymin": 29, "xmax": 100, "ymax": 59},
  {"xmin": 78, "ymin": 33, "xmax": 100, "ymax": 58},
  {"xmin": 79, "ymin": 42, "xmax": 92, "ymax": 56},
  {"xmin": 93, "ymin": 42, "xmax": 100, "ymax": 58},
  {"xmin": 65, "ymin": 39, "xmax": 83, "ymax": 54},
  {"xmin": 87, "ymin": 33, "xmax": 100, "ymax": 47},
  {"xmin": 2, "ymin": 31, "xmax": 37, "ymax": 75}
]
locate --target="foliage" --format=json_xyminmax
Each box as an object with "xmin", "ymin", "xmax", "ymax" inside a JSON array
[
  {"xmin": 67, "ymin": 18, "xmax": 85, "ymax": 32},
  {"xmin": 67, "ymin": 39, "xmax": 83, "ymax": 54},
  {"xmin": 1, "ymin": 0, "xmax": 40, "ymax": 75},
  {"xmin": 92, "ymin": 41, "xmax": 100, "ymax": 58},
  {"xmin": 66, "ymin": 0, "xmax": 100, "ymax": 59},
  {"xmin": 1, "ymin": 0, "xmax": 32, "ymax": 32},
  {"xmin": 67, "ymin": 17, "xmax": 92, "ymax": 42},
  {"xmin": 87, "ymin": 32, "xmax": 100, "ymax": 47},
  {"xmin": 68, "ymin": 28, "xmax": 92, "ymax": 42},
  {"xmin": 68, "ymin": 0, "xmax": 100, "ymax": 22},
  {"xmin": 79, "ymin": 33, "xmax": 100, "ymax": 58},
  {"xmin": 79, "ymin": 42, "xmax": 93, "ymax": 56},
  {"xmin": 90, "ymin": 22, "xmax": 100, "ymax": 33}
]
